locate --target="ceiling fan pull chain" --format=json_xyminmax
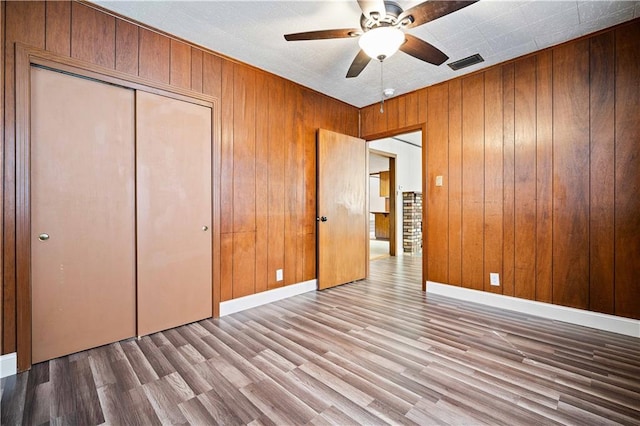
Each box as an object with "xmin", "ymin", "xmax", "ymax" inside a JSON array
[{"xmin": 379, "ymin": 60, "xmax": 384, "ymax": 113}]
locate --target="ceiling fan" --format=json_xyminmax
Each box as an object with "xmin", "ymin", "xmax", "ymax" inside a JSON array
[{"xmin": 284, "ymin": 0, "xmax": 478, "ymax": 78}]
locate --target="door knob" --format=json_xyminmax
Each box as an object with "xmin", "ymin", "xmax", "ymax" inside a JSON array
[
  {"xmin": 202, "ymin": 225, "xmax": 209, "ymax": 231},
  {"xmin": 38, "ymin": 233, "xmax": 50, "ymax": 241},
  {"xmin": 318, "ymin": 216, "xmax": 327, "ymax": 222}
]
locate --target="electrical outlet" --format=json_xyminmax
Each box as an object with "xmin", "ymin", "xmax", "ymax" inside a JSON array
[
  {"xmin": 490, "ymin": 273, "xmax": 500, "ymax": 286},
  {"xmin": 435, "ymin": 176, "xmax": 443, "ymax": 187},
  {"xmin": 276, "ymin": 269, "xmax": 283, "ymax": 282}
]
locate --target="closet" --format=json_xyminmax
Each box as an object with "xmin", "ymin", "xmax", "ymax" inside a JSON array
[{"xmin": 30, "ymin": 67, "xmax": 212, "ymax": 363}]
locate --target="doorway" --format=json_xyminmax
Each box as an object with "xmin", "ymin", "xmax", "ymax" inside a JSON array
[
  {"xmin": 368, "ymin": 131, "xmax": 423, "ymax": 262},
  {"xmin": 369, "ymin": 152, "xmax": 395, "ymax": 260}
]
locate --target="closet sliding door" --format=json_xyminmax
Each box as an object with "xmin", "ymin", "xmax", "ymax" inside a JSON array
[
  {"xmin": 136, "ymin": 91, "xmax": 213, "ymax": 336},
  {"xmin": 31, "ymin": 67, "xmax": 136, "ymax": 363}
]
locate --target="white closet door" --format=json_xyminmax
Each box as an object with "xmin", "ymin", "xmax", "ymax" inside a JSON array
[
  {"xmin": 136, "ymin": 91, "xmax": 213, "ymax": 336},
  {"xmin": 31, "ymin": 67, "xmax": 136, "ymax": 363}
]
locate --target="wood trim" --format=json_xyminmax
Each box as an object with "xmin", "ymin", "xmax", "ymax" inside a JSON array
[
  {"xmin": 389, "ymin": 157, "xmax": 396, "ymax": 257},
  {"xmin": 361, "ymin": 124, "xmax": 423, "ymax": 144},
  {"xmin": 0, "ymin": 0, "xmax": 4, "ymax": 357},
  {"xmin": 421, "ymin": 123, "xmax": 428, "ymax": 291},
  {"xmin": 15, "ymin": 44, "xmax": 31, "ymax": 372},
  {"xmin": 14, "ymin": 44, "xmax": 221, "ymax": 371}
]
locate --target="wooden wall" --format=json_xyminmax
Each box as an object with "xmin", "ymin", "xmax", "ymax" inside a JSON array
[
  {"xmin": 1, "ymin": 1, "xmax": 358, "ymax": 355},
  {"xmin": 361, "ymin": 19, "xmax": 640, "ymax": 320}
]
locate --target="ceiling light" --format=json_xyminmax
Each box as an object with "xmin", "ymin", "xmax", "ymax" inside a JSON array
[{"xmin": 359, "ymin": 27, "xmax": 405, "ymax": 61}]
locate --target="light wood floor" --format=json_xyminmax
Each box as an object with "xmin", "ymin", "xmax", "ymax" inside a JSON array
[{"xmin": 2, "ymin": 256, "xmax": 640, "ymax": 425}]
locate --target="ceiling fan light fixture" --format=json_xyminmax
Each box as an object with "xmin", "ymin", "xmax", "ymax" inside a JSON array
[{"xmin": 358, "ymin": 27, "xmax": 405, "ymax": 61}]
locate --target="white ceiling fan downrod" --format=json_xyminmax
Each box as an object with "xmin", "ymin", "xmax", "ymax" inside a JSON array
[{"xmin": 379, "ymin": 58, "xmax": 385, "ymax": 113}]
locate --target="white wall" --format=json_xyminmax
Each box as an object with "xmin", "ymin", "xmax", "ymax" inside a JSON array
[{"xmin": 369, "ymin": 134, "xmax": 422, "ymax": 255}]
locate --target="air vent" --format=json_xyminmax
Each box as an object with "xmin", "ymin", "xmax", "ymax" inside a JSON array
[{"xmin": 447, "ymin": 53, "xmax": 484, "ymax": 71}]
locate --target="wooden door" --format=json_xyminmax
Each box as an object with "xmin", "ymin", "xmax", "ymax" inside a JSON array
[
  {"xmin": 136, "ymin": 91, "xmax": 213, "ymax": 336},
  {"xmin": 317, "ymin": 129, "xmax": 368, "ymax": 290},
  {"xmin": 31, "ymin": 67, "xmax": 136, "ymax": 363}
]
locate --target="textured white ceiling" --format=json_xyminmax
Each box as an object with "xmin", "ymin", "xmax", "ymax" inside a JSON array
[{"xmin": 93, "ymin": 0, "xmax": 640, "ymax": 107}]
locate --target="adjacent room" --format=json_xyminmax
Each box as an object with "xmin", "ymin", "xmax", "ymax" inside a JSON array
[{"xmin": 1, "ymin": 0, "xmax": 639, "ymax": 424}]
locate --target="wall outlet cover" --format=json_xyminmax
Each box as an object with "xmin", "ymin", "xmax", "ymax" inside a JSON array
[
  {"xmin": 490, "ymin": 273, "xmax": 500, "ymax": 286},
  {"xmin": 276, "ymin": 269, "xmax": 284, "ymax": 282}
]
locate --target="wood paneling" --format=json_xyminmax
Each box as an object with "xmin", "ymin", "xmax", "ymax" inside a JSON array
[
  {"xmin": 202, "ymin": 52, "xmax": 221, "ymax": 99},
  {"xmin": 255, "ymin": 71, "xmax": 269, "ymax": 294},
  {"xmin": 71, "ymin": 2, "xmax": 114, "ymax": 69},
  {"xmin": 267, "ymin": 76, "xmax": 285, "ymax": 290},
  {"xmin": 552, "ymin": 40, "xmax": 590, "ymax": 310},
  {"xmin": 115, "ymin": 19, "xmax": 138, "ymax": 75},
  {"xmin": 190, "ymin": 48, "xmax": 203, "ymax": 93},
  {"xmin": 359, "ymin": 105, "xmax": 376, "ymax": 138},
  {"xmin": 386, "ymin": 97, "xmax": 399, "ymax": 131},
  {"xmin": 359, "ymin": 19, "xmax": 640, "ymax": 320},
  {"xmin": 283, "ymin": 84, "xmax": 298, "ymax": 286},
  {"xmin": 220, "ymin": 233, "xmax": 233, "ymax": 302},
  {"xmin": 502, "ymin": 63, "xmax": 516, "ymax": 297},
  {"xmin": 589, "ymin": 32, "xmax": 615, "ymax": 315},
  {"xmin": 417, "ymin": 88, "xmax": 428, "ymax": 125},
  {"xmin": 614, "ymin": 23, "xmax": 640, "ymax": 319},
  {"xmin": 513, "ymin": 56, "xmax": 536, "ymax": 301},
  {"xmin": 138, "ymin": 28, "xmax": 170, "ymax": 83},
  {"xmin": 535, "ymin": 51, "xmax": 553, "ymax": 303},
  {"xmin": 45, "ymin": 1, "xmax": 70, "ymax": 56},
  {"xmin": 461, "ymin": 74, "xmax": 484, "ymax": 291},
  {"xmin": 2, "ymin": 0, "xmax": 360, "ymax": 360},
  {"xmin": 483, "ymin": 67, "xmax": 503, "ymax": 294},
  {"xmin": 233, "ymin": 65, "xmax": 256, "ymax": 233},
  {"xmin": 169, "ymin": 39, "xmax": 191, "ymax": 89},
  {"xmin": 405, "ymin": 91, "xmax": 419, "ymax": 127},
  {"xmin": 294, "ymin": 87, "xmax": 306, "ymax": 283},
  {"xmin": 220, "ymin": 60, "xmax": 234, "ymax": 234},
  {"xmin": 233, "ymin": 232, "xmax": 256, "ymax": 299},
  {"xmin": 426, "ymin": 84, "xmax": 448, "ymax": 283},
  {"xmin": 397, "ymin": 96, "xmax": 407, "ymax": 129},
  {"xmin": 447, "ymin": 80, "xmax": 462, "ymax": 287}
]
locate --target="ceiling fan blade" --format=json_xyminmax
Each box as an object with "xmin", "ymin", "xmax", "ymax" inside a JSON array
[
  {"xmin": 284, "ymin": 29, "xmax": 361, "ymax": 41},
  {"xmin": 398, "ymin": 1, "xmax": 478, "ymax": 29},
  {"xmin": 358, "ymin": 0, "xmax": 386, "ymax": 19},
  {"xmin": 400, "ymin": 34, "xmax": 448, "ymax": 66},
  {"xmin": 346, "ymin": 50, "xmax": 372, "ymax": 78}
]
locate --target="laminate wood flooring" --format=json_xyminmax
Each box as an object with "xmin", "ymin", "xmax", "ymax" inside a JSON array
[{"xmin": 2, "ymin": 255, "xmax": 640, "ymax": 425}]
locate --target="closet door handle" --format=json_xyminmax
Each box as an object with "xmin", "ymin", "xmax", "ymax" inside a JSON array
[
  {"xmin": 38, "ymin": 233, "xmax": 50, "ymax": 241},
  {"xmin": 202, "ymin": 225, "xmax": 209, "ymax": 232}
]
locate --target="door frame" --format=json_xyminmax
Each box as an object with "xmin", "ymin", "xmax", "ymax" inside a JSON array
[
  {"xmin": 14, "ymin": 44, "xmax": 221, "ymax": 371},
  {"xmin": 364, "ymin": 125, "xmax": 426, "ymax": 285}
]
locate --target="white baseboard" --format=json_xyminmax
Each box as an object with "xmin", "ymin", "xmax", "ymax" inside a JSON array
[
  {"xmin": 0, "ymin": 353, "xmax": 17, "ymax": 378},
  {"xmin": 220, "ymin": 279, "xmax": 317, "ymax": 317},
  {"xmin": 426, "ymin": 281, "xmax": 640, "ymax": 338}
]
